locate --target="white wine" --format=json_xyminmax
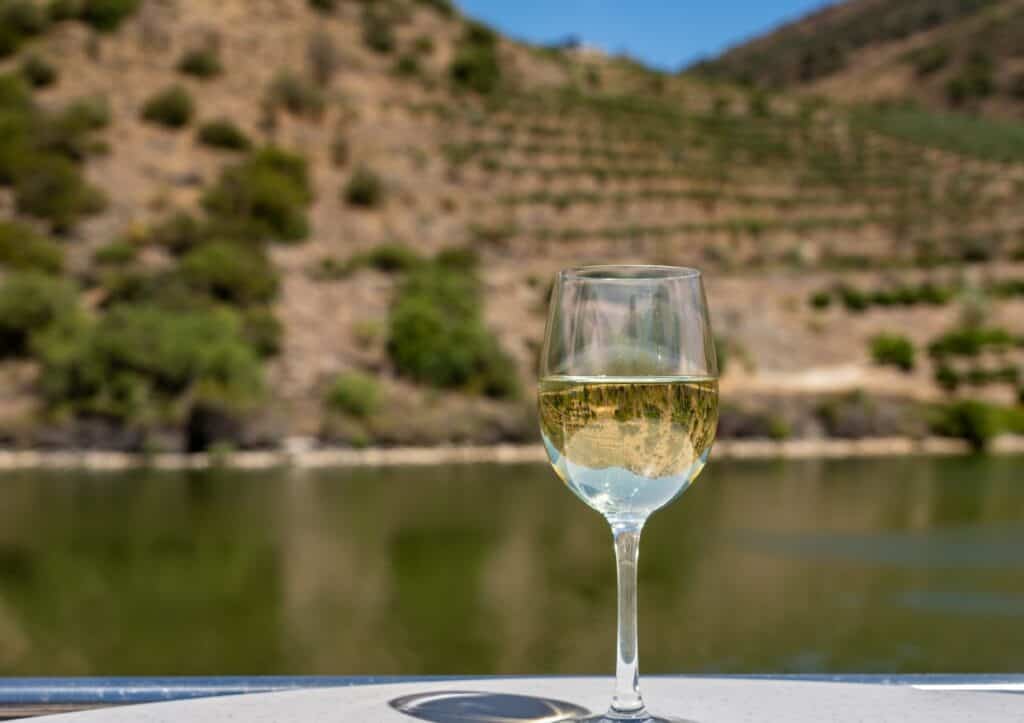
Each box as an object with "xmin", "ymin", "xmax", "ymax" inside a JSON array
[
  {"xmin": 538, "ymin": 376, "xmax": 718, "ymax": 521},
  {"xmin": 538, "ymin": 267, "xmax": 717, "ymax": 720}
]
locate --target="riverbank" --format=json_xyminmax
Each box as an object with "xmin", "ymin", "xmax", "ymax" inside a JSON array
[{"xmin": 0, "ymin": 435, "xmax": 1023, "ymax": 470}]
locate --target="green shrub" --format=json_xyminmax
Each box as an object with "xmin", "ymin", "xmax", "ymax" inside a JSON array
[
  {"xmin": 748, "ymin": 90, "xmax": 770, "ymax": 117},
  {"xmin": 57, "ymin": 94, "xmax": 111, "ymax": 129},
  {"xmin": 0, "ymin": 125, "xmax": 33, "ymax": 186},
  {"xmin": 450, "ymin": 21, "xmax": 501, "ymax": 94},
  {"xmin": 307, "ymin": 0, "xmax": 336, "ymax": 11},
  {"xmin": 202, "ymin": 146, "xmax": 313, "ymax": 242},
  {"xmin": 46, "ymin": 0, "xmax": 80, "ymax": 22},
  {"xmin": 1001, "ymin": 405, "xmax": 1024, "ymax": 435},
  {"xmin": 35, "ymin": 304, "xmax": 264, "ymax": 421},
  {"xmin": 242, "ymin": 306, "xmax": 282, "ymax": 358},
  {"xmin": 177, "ymin": 48, "xmax": 222, "ymax": 79},
  {"xmin": 413, "ymin": 35, "xmax": 434, "ymax": 55},
  {"xmin": 141, "ymin": 85, "xmax": 194, "ymax": 128},
  {"xmin": 0, "ymin": 272, "xmax": 77, "ymax": 356},
  {"xmin": 838, "ymin": 281, "xmax": 956, "ymax": 309},
  {"xmin": 0, "ymin": 220, "xmax": 63, "ymax": 273},
  {"xmin": 870, "ymin": 333, "xmax": 915, "ymax": 372},
  {"xmin": 0, "ymin": 30, "xmax": 16, "ymax": 60},
  {"xmin": 388, "ymin": 264, "xmax": 518, "ymax": 397},
  {"xmin": 97, "ymin": 269, "xmax": 196, "ymax": 311},
  {"xmin": 435, "ymin": 246, "xmax": 478, "ymax": 271},
  {"xmin": 928, "ymin": 327, "xmax": 1013, "ymax": 358},
  {"xmin": 0, "ymin": 72, "xmax": 33, "ymax": 111},
  {"xmin": 931, "ymin": 399, "xmax": 997, "ymax": 451},
  {"xmin": 767, "ymin": 415, "xmax": 791, "ymax": 441},
  {"xmin": 307, "ymin": 31, "xmax": 339, "ymax": 86},
  {"xmin": 908, "ymin": 44, "xmax": 949, "ymax": 77},
  {"xmin": 0, "ymin": 0, "xmax": 47, "ymax": 57},
  {"xmin": 77, "ymin": 0, "xmax": 140, "ymax": 31},
  {"xmin": 837, "ymin": 284, "xmax": 868, "ymax": 312},
  {"xmin": 896, "ymin": 286, "xmax": 922, "ymax": 305},
  {"xmin": 180, "ymin": 241, "xmax": 279, "ymax": 305},
  {"xmin": 967, "ymin": 365, "xmax": 1019, "ymax": 386},
  {"xmin": 965, "ymin": 367, "xmax": 988, "ymax": 387},
  {"xmin": 326, "ymin": 371, "xmax": 380, "ymax": 418},
  {"xmin": 362, "ymin": 10, "xmax": 395, "ymax": 54},
  {"xmin": 330, "ymin": 131, "xmax": 348, "ymax": 167},
  {"xmin": 3, "ymin": 0, "xmax": 48, "ymax": 34},
  {"xmin": 344, "ymin": 164, "xmax": 384, "ymax": 207},
  {"xmin": 809, "ymin": 290, "xmax": 831, "ymax": 309},
  {"xmin": 0, "ymin": 121, "xmax": 33, "ymax": 183},
  {"xmin": 14, "ymin": 154, "xmax": 106, "ymax": 230},
  {"xmin": 361, "ymin": 243, "xmax": 422, "ymax": 272},
  {"xmin": 38, "ymin": 96, "xmax": 111, "ymax": 160},
  {"xmin": 871, "ymin": 289, "xmax": 896, "ymax": 307},
  {"xmin": 946, "ymin": 51, "xmax": 994, "ymax": 106},
  {"xmin": 917, "ymin": 281, "xmax": 953, "ymax": 305},
  {"xmin": 197, "ymin": 119, "xmax": 251, "ymax": 151},
  {"xmin": 352, "ymin": 319, "xmax": 383, "ymax": 345},
  {"xmin": 266, "ymin": 70, "xmax": 324, "ymax": 117},
  {"xmin": 140, "ymin": 308, "xmax": 256, "ymax": 404},
  {"xmin": 150, "ymin": 211, "xmax": 205, "ymax": 255},
  {"xmin": 993, "ymin": 366, "xmax": 1016, "ymax": 384},
  {"xmin": 331, "ymin": 244, "xmax": 423, "ymax": 278},
  {"xmin": 20, "ymin": 54, "xmax": 57, "ymax": 87},
  {"xmin": 464, "ymin": 20, "xmax": 497, "ymax": 46},
  {"xmin": 935, "ymin": 363, "xmax": 960, "ymax": 392},
  {"xmin": 468, "ymin": 220, "xmax": 517, "ymax": 245},
  {"xmin": 958, "ymin": 235, "xmax": 995, "ymax": 263},
  {"xmin": 415, "ymin": 0, "xmax": 453, "ymax": 16},
  {"xmin": 93, "ymin": 239, "xmax": 137, "ymax": 266},
  {"xmin": 189, "ymin": 337, "xmax": 265, "ymax": 414},
  {"xmin": 1009, "ymin": 72, "xmax": 1024, "ymax": 101},
  {"xmin": 393, "ymin": 54, "xmax": 420, "ymax": 77},
  {"xmin": 990, "ymin": 278, "xmax": 1024, "ymax": 298}
]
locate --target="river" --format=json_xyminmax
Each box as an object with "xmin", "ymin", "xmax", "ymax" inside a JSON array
[{"xmin": 0, "ymin": 455, "xmax": 1021, "ymax": 675}]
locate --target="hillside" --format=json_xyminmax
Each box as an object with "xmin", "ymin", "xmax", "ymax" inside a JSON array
[
  {"xmin": 0, "ymin": 0, "xmax": 1023, "ymax": 453},
  {"xmin": 692, "ymin": 0, "xmax": 1024, "ymax": 117}
]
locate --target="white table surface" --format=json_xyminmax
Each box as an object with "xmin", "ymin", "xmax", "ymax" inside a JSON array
[{"xmin": 32, "ymin": 676, "xmax": 1024, "ymax": 722}]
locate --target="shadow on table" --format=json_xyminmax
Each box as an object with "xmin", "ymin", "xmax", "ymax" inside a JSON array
[{"xmin": 389, "ymin": 690, "xmax": 591, "ymax": 722}]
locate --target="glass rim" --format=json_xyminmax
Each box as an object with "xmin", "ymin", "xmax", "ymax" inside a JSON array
[{"xmin": 559, "ymin": 264, "xmax": 702, "ymax": 281}]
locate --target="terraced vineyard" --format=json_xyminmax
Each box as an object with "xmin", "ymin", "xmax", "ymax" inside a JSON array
[
  {"xmin": 0, "ymin": 0, "xmax": 1022, "ymax": 451},
  {"xmin": 434, "ymin": 89, "xmax": 1024, "ymax": 269}
]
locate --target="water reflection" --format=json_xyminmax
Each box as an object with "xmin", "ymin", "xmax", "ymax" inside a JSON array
[
  {"xmin": 390, "ymin": 691, "xmax": 590, "ymax": 722},
  {"xmin": 0, "ymin": 456, "xmax": 1021, "ymax": 675},
  {"xmin": 896, "ymin": 590, "xmax": 1024, "ymax": 617},
  {"xmin": 732, "ymin": 526, "xmax": 1024, "ymax": 568}
]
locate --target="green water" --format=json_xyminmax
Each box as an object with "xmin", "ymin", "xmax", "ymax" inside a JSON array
[{"xmin": 0, "ymin": 456, "xmax": 1022, "ymax": 675}]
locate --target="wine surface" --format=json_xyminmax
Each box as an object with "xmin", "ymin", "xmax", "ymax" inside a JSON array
[{"xmin": 538, "ymin": 376, "xmax": 718, "ymax": 520}]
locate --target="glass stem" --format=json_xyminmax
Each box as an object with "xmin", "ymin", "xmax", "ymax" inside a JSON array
[{"xmin": 611, "ymin": 520, "xmax": 646, "ymax": 716}]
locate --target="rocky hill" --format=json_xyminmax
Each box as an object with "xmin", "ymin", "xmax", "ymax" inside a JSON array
[
  {"xmin": 0, "ymin": 0, "xmax": 1023, "ymax": 453},
  {"xmin": 692, "ymin": 0, "xmax": 1024, "ymax": 118}
]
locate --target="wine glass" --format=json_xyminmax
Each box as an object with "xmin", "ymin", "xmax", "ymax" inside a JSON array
[{"xmin": 538, "ymin": 265, "xmax": 718, "ymax": 723}]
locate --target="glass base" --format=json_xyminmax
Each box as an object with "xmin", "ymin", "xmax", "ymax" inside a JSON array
[{"xmin": 571, "ymin": 712, "xmax": 695, "ymax": 723}]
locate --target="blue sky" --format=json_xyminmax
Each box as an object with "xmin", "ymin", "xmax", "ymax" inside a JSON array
[{"xmin": 454, "ymin": 0, "xmax": 835, "ymax": 70}]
